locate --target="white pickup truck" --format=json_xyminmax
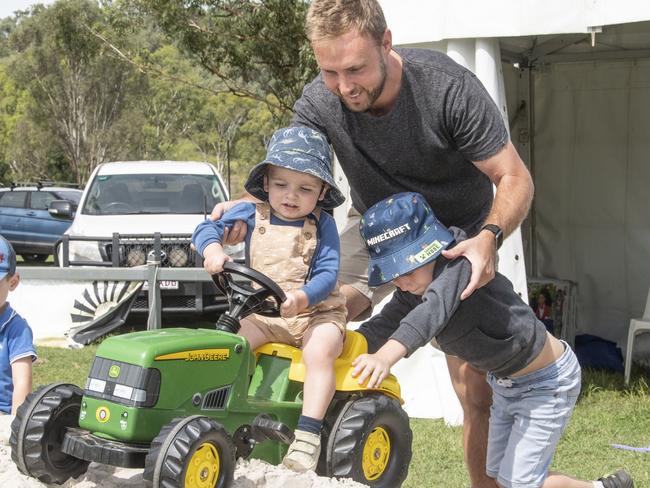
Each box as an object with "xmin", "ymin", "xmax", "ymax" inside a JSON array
[{"xmin": 55, "ymin": 160, "xmax": 241, "ymax": 318}]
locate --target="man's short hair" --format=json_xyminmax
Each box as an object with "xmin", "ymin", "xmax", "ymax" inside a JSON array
[{"xmin": 306, "ymin": 0, "xmax": 387, "ymax": 45}]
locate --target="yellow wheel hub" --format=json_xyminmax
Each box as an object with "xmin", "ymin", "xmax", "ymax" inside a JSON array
[
  {"xmin": 362, "ymin": 426, "xmax": 391, "ymax": 480},
  {"xmin": 185, "ymin": 442, "xmax": 220, "ymax": 488}
]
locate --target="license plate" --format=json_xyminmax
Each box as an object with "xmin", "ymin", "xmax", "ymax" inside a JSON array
[{"xmin": 143, "ymin": 280, "xmax": 179, "ymax": 290}]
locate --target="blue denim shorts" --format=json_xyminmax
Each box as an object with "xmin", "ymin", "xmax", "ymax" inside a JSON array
[{"xmin": 486, "ymin": 341, "xmax": 581, "ymax": 488}]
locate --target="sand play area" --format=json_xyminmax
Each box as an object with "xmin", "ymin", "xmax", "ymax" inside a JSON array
[{"xmin": 0, "ymin": 415, "xmax": 368, "ymax": 488}]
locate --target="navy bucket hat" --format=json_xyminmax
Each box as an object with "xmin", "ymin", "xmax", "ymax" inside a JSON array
[
  {"xmin": 360, "ymin": 192, "xmax": 455, "ymax": 286},
  {"xmin": 0, "ymin": 235, "xmax": 17, "ymax": 280},
  {"xmin": 244, "ymin": 126, "xmax": 345, "ymax": 209}
]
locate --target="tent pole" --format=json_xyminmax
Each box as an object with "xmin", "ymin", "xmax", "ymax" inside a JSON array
[{"xmin": 528, "ymin": 67, "xmax": 538, "ymax": 277}]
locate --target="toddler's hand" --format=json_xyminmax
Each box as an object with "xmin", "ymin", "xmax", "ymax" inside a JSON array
[
  {"xmin": 202, "ymin": 242, "xmax": 232, "ymax": 274},
  {"xmin": 352, "ymin": 353, "xmax": 391, "ymax": 388},
  {"xmin": 204, "ymin": 253, "xmax": 232, "ymax": 274},
  {"xmin": 280, "ymin": 290, "xmax": 308, "ymax": 318}
]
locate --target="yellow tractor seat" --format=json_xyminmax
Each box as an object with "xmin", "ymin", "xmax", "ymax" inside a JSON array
[{"xmin": 255, "ymin": 330, "xmax": 402, "ymax": 402}]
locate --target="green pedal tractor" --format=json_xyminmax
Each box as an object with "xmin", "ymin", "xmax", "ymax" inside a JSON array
[{"xmin": 10, "ymin": 262, "xmax": 412, "ymax": 488}]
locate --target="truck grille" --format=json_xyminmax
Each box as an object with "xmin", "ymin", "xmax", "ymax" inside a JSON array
[{"xmin": 103, "ymin": 234, "xmax": 198, "ymax": 268}]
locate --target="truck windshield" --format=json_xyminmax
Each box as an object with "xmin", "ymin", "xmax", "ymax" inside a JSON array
[{"xmin": 82, "ymin": 174, "xmax": 227, "ymax": 215}]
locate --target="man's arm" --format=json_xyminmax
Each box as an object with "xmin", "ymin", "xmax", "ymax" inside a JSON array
[
  {"xmin": 192, "ymin": 202, "xmax": 256, "ymax": 256},
  {"xmin": 209, "ymin": 192, "xmax": 261, "ymax": 245},
  {"xmin": 475, "ymin": 140, "xmax": 534, "ymax": 237},
  {"xmin": 442, "ymin": 141, "xmax": 533, "ymax": 299}
]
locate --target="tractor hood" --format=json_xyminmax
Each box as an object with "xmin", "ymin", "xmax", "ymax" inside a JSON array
[{"xmin": 95, "ymin": 328, "xmax": 247, "ymax": 367}]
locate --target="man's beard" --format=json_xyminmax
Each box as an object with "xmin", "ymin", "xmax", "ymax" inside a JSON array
[{"xmin": 340, "ymin": 57, "xmax": 387, "ymax": 113}]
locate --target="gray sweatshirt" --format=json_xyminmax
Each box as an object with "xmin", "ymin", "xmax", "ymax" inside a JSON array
[{"xmin": 357, "ymin": 228, "xmax": 547, "ymax": 378}]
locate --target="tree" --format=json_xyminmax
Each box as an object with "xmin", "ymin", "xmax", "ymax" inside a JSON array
[
  {"xmin": 8, "ymin": 0, "xmax": 143, "ymax": 185},
  {"xmin": 113, "ymin": 0, "xmax": 318, "ymax": 118}
]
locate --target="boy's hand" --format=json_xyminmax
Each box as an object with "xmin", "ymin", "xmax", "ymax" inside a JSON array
[
  {"xmin": 280, "ymin": 290, "xmax": 308, "ymax": 318},
  {"xmin": 352, "ymin": 353, "xmax": 392, "ymax": 388},
  {"xmin": 352, "ymin": 340, "xmax": 408, "ymax": 388},
  {"xmin": 202, "ymin": 242, "xmax": 232, "ymax": 274}
]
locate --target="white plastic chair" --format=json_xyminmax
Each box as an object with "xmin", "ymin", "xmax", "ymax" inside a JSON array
[{"xmin": 624, "ymin": 288, "xmax": 650, "ymax": 385}]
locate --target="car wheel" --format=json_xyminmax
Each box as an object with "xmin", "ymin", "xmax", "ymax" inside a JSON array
[
  {"xmin": 323, "ymin": 394, "xmax": 412, "ymax": 488},
  {"xmin": 10, "ymin": 383, "xmax": 90, "ymax": 484},
  {"xmin": 21, "ymin": 253, "xmax": 48, "ymax": 262},
  {"xmin": 143, "ymin": 415, "xmax": 236, "ymax": 488}
]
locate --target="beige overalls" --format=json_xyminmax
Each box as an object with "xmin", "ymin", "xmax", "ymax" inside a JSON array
[{"xmin": 244, "ymin": 203, "xmax": 347, "ymax": 346}]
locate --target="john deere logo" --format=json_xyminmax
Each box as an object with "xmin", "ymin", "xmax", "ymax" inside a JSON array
[
  {"xmin": 96, "ymin": 406, "xmax": 111, "ymax": 423},
  {"xmin": 109, "ymin": 365, "xmax": 121, "ymax": 378}
]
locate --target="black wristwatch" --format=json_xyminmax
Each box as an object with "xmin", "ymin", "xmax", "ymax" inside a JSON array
[{"xmin": 481, "ymin": 224, "xmax": 503, "ymax": 250}]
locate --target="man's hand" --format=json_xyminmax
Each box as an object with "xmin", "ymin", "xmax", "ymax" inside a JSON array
[
  {"xmin": 210, "ymin": 199, "xmax": 248, "ymax": 245},
  {"xmin": 202, "ymin": 242, "xmax": 232, "ymax": 274},
  {"xmin": 280, "ymin": 290, "xmax": 309, "ymax": 318},
  {"xmin": 442, "ymin": 230, "xmax": 497, "ymax": 300},
  {"xmin": 352, "ymin": 353, "xmax": 392, "ymax": 388}
]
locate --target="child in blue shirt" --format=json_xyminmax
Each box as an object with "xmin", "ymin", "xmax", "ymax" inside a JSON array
[
  {"xmin": 0, "ymin": 236, "xmax": 36, "ymax": 415},
  {"xmin": 193, "ymin": 126, "xmax": 347, "ymax": 473},
  {"xmin": 352, "ymin": 193, "xmax": 633, "ymax": 488}
]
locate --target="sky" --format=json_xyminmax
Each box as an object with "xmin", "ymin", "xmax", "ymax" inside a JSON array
[{"xmin": 0, "ymin": 0, "xmax": 55, "ymax": 19}]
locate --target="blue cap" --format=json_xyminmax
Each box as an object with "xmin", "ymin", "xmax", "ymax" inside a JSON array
[
  {"xmin": 0, "ymin": 235, "xmax": 17, "ymax": 280},
  {"xmin": 360, "ymin": 192, "xmax": 455, "ymax": 286},
  {"xmin": 244, "ymin": 126, "xmax": 345, "ymax": 209}
]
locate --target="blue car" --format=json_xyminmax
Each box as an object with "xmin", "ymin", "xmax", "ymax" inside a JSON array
[{"xmin": 0, "ymin": 183, "xmax": 82, "ymax": 262}]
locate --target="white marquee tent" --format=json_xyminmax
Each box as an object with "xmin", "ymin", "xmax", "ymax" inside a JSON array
[
  {"xmin": 14, "ymin": 1, "xmax": 650, "ymax": 426},
  {"xmin": 374, "ymin": 0, "xmax": 650, "ymax": 357},
  {"xmin": 336, "ymin": 0, "xmax": 650, "ymax": 423}
]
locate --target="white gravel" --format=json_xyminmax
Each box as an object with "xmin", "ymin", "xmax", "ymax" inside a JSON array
[{"xmin": 0, "ymin": 415, "xmax": 367, "ymax": 488}]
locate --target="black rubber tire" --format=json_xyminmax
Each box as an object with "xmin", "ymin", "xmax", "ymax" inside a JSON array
[
  {"xmin": 21, "ymin": 253, "xmax": 48, "ymax": 262},
  {"xmin": 324, "ymin": 394, "xmax": 413, "ymax": 488},
  {"xmin": 143, "ymin": 415, "xmax": 236, "ymax": 488},
  {"xmin": 10, "ymin": 383, "xmax": 90, "ymax": 484}
]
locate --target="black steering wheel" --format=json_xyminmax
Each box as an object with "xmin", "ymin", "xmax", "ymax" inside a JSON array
[{"xmin": 212, "ymin": 262, "xmax": 286, "ymax": 334}]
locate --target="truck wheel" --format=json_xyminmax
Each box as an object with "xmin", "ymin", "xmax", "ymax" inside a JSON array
[
  {"xmin": 324, "ymin": 394, "xmax": 412, "ymax": 488},
  {"xmin": 10, "ymin": 383, "xmax": 89, "ymax": 484},
  {"xmin": 144, "ymin": 415, "xmax": 236, "ymax": 488}
]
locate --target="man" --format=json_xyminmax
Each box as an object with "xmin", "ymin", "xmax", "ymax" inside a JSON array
[
  {"xmin": 295, "ymin": 1, "xmax": 536, "ymax": 487},
  {"xmin": 215, "ymin": 1, "xmax": 534, "ymax": 486}
]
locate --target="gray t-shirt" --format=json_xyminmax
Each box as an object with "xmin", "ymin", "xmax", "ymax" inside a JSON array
[
  {"xmin": 357, "ymin": 228, "xmax": 547, "ymax": 378},
  {"xmin": 292, "ymin": 48, "xmax": 509, "ymax": 235}
]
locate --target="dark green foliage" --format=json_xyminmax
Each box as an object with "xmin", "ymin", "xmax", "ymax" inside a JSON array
[
  {"xmin": 128, "ymin": 0, "xmax": 318, "ymax": 116},
  {"xmin": 7, "ymin": 0, "xmax": 143, "ymax": 184},
  {"xmin": 0, "ymin": 0, "xmax": 314, "ymax": 191}
]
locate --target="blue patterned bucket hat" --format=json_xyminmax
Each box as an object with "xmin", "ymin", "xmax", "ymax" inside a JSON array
[
  {"xmin": 360, "ymin": 192, "xmax": 455, "ymax": 286},
  {"xmin": 0, "ymin": 235, "xmax": 17, "ymax": 280},
  {"xmin": 244, "ymin": 126, "xmax": 345, "ymax": 209}
]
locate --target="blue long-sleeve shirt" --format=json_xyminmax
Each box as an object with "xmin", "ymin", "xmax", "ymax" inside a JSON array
[{"xmin": 192, "ymin": 202, "xmax": 340, "ymax": 306}]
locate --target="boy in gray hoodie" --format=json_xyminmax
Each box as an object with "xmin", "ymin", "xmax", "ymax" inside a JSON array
[{"xmin": 353, "ymin": 192, "xmax": 632, "ymax": 488}]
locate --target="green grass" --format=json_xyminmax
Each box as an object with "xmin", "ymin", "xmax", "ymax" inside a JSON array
[
  {"xmin": 33, "ymin": 345, "xmax": 650, "ymax": 486},
  {"xmin": 34, "ymin": 345, "xmax": 97, "ymax": 387}
]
